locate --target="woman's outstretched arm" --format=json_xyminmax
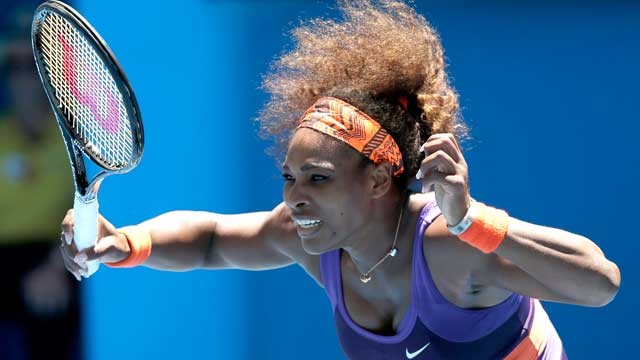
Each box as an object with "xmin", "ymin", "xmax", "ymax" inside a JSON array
[{"xmin": 61, "ymin": 202, "xmax": 315, "ymax": 277}]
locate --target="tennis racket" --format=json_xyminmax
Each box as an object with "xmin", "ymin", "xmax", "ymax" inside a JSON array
[{"xmin": 31, "ymin": 0, "xmax": 144, "ymax": 277}]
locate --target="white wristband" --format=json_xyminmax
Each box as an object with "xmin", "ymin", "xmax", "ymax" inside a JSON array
[{"xmin": 447, "ymin": 198, "xmax": 480, "ymax": 235}]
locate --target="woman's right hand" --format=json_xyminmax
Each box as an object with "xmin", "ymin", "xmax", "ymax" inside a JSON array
[{"xmin": 60, "ymin": 209, "xmax": 131, "ymax": 280}]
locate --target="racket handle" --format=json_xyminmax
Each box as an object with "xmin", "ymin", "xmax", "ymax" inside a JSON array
[{"xmin": 73, "ymin": 193, "xmax": 100, "ymax": 277}]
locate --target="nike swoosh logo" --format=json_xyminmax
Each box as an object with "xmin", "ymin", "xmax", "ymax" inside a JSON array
[{"xmin": 406, "ymin": 342, "xmax": 431, "ymax": 359}]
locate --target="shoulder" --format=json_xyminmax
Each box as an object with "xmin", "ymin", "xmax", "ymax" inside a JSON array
[
  {"xmin": 406, "ymin": 192, "xmax": 470, "ymax": 266},
  {"xmin": 410, "ymin": 193, "xmax": 486, "ymax": 263},
  {"xmin": 264, "ymin": 202, "xmax": 323, "ymax": 285},
  {"xmin": 407, "ymin": 191, "xmax": 463, "ymax": 240},
  {"xmin": 409, "ymin": 192, "xmax": 490, "ymax": 279},
  {"xmin": 411, "ymin": 194, "xmax": 514, "ymax": 307}
]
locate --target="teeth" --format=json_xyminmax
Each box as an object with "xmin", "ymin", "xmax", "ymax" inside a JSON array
[{"xmin": 295, "ymin": 219, "xmax": 322, "ymax": 228}]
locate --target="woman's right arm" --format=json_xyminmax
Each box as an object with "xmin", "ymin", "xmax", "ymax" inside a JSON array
[{"xmin": 61, "ymin": 202, "xmax": 308, "ymax": 279}]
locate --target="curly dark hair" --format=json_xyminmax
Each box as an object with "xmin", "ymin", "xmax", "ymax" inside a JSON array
[{"xmin": 258, "ymin": 0, "xmax": 469, "ymax": 189}]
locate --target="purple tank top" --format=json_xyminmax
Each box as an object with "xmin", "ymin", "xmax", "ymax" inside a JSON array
[{"xmin": 319, "ymin": 196, "xmax": 566, "ymax": 359}]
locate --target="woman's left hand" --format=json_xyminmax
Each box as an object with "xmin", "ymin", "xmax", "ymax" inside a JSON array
[{"xmin": 416, "ymin": 133, "xmax": 471, "ymax": 226}]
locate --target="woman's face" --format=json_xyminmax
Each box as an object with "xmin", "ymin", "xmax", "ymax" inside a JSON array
[{"xmin": 282, "ymin": 128, "xmax": 374, "ymax": 254}]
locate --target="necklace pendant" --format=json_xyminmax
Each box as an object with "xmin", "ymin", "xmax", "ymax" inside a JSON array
[
  {"xmin": 389, "ymin": 248, "xmax": 398, "ymax": 257},
  {"xmin": 360, "ymin": 273, "xmax": 372, "ymax": 283}
]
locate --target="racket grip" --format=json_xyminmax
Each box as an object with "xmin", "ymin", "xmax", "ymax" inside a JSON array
[{"xmin": 73, "ymin": 193, "xmax": 100, "ymax": 277}]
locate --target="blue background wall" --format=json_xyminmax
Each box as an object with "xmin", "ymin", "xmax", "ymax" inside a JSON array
[{"xmin": 74, "ymin": 1, "xmax": 638, "ymax": 359}]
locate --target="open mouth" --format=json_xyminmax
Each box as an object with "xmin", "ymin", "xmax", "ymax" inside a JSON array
[
  {"xmin": 295, "ymin": 218, "xmax": 323, "ymax": 229},
  {"xmin": 292, "ymin": 217, "xmax": 324, "ymax": 238}
]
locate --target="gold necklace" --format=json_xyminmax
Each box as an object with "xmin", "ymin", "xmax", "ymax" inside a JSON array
[{"xmin": 359, "ymin": 200, "xmax": 405, "ymax": 284}]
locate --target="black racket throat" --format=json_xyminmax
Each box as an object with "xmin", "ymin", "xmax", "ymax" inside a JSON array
[{"xmin": 58, "ymin": 120, "xmax": 106, "ymax": 198}]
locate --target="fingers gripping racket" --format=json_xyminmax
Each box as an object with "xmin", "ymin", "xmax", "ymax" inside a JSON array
[{"xmin": 31, "ymin": 1, "xmax": 144, "ymax": 276}]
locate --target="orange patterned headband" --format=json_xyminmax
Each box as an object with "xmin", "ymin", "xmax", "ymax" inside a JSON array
[{"xmin": 296, "ymin": 97, "xmax": 404, "ymax": 177}]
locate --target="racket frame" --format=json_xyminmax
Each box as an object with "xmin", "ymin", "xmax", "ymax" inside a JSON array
[{"xmin": 31, "ymin": 0, "xmax": 144, "ymax": 199}]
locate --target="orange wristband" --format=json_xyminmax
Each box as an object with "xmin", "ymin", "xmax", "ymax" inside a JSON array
[
  {"xmin": 104, "ymin": 226, "xmax": 152, "ymax": 268},
  {"xmin": 458, "ymin": 202, "xmax": 510, "ymax": 253}
]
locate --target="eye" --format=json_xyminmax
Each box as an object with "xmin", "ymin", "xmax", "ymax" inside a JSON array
[
  {"xmin": 282, "ymin": 173, "xmax": 294, "ymax": 182},
  {"xmin": 311, "ymin": 174, "xmax": 328, "ymax": 182}
]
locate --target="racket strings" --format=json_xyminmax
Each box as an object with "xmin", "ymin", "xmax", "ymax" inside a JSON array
[{"xmin": 36, "ymin": 11, "xmax": 134, "ymax": 170}]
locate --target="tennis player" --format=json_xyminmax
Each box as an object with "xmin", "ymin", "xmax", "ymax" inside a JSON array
[{"xmin": 60, "ymin": 1, "xmax": 619, "ymax": 359}]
